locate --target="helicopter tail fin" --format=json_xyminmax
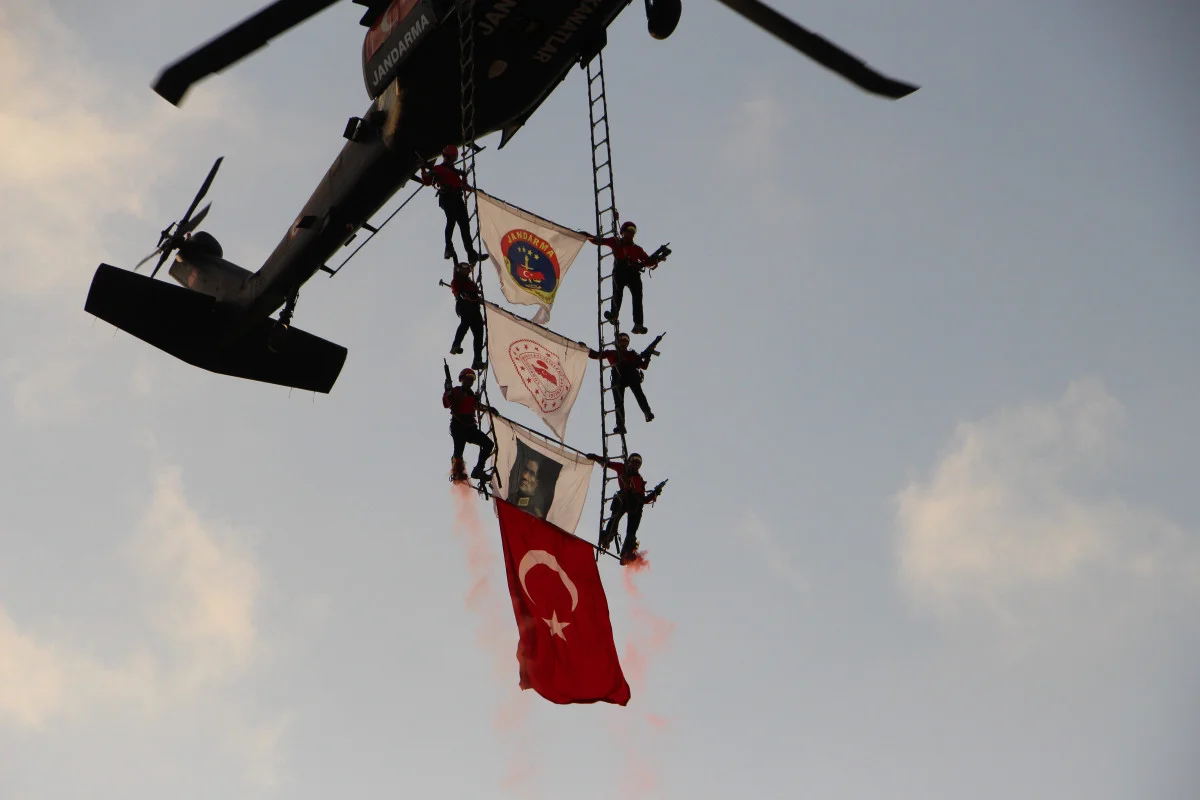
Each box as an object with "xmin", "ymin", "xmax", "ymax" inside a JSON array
[{"xmin": 85, "ymin": 264, "xmax": 347, "ymax": 393}]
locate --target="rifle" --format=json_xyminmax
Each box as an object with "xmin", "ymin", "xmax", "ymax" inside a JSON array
[
  {"xmin": 439, "ymin": 277, "xmax": 481, "ymax": 302},
  {"xmin": 648, "ymin": 243, "xmax": 672, "ymax": 263},
  {"xmin": 443, "ymin": 359, "xmax": 452, "ymax": 392},
  {"xmin": 649, "ymin": 479, "xmax": 668, "ymax": 501},
  {"xmin": 640, "ymin": 332, "xmax": 666, "ymax": 361}
]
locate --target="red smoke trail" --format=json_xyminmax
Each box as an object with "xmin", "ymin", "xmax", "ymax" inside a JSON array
[
  {"xmin": 450, "ymin": 484, "xmax": 541, "ymax": 796},
  {"xmin": 449, "ymin": 482, "xmax": 510, "ymax": 674},
  {"xmin": 497, "ymin": 692, "xmax": 543, "ymax": 797},
  {"xmin": 616, "ymin": 551, "xmax": 675, "ymax": 797}
]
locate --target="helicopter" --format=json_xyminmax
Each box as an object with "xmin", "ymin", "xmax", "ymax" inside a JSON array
[{"xmin": 84, "ymin": 0, "xmax": 918, "ymax": 394}]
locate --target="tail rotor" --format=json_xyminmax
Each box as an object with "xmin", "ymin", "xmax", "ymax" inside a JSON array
[{"xmin": 135, "ymin": 157, "xmax": 223, "ymax": 278}]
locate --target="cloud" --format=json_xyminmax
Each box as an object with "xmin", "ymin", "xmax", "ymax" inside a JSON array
[
  {"xmin": 738, "ymin": 512, "xmax": 807, "ymax": 590},
  {"xmin": 0, "ymin": 2, "xmax": 258, "ymax": 427},
  {"xmin": 894, "ymin": 379, "xmax": 1200, "ymax": 635},
  {"xmin": 0, "ymin": 466, "xmax": 264, "ymax": 728},
  {"xmin": 224, "ymin": 711, "xmax": 294, "ymax": 793},
  {"xmin": 716, "ymin": 85, "xmax": 811, "ymax": 227},
  {"xmin": 0, "ymin": 2, "xmax": 253, "ymax": 296},
  {"xmin": 2, "ymin": 356, "xmax": 90, "ymax": 427},
  {"xmin": 134, "ymin": 466, "xmax": 261, "ymax": 691}
]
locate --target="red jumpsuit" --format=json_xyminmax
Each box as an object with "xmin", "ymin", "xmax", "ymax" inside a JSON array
[
  {"xmin": 450, "ymin": 272, "xmax": 484, "ymax": 365},
  {"xmin": 443, "ymin": 386, "xmax": 493, "ymax": 476},
  {"xmin": 594, "ymin": 236, "xmax": 662, "ymax": 328},
  {"xmin": 589, "ymin": 346, "xmax": 653, "ymax": 432},
  {"xmin": 599, "ymin": 460, "xmax": 659, "ymax": 560},
  {"xmin": 421, "ymin": 162, "xmax": 478, "ymax": 261}
]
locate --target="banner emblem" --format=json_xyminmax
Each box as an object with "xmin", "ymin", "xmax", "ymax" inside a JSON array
[
  {"xmin": 501, "ymin": 229, "xmax": 560, "ymax": 304},
  {"xmin": 509, "ymin": 339, "xmax": 571, "ymax": 414}
]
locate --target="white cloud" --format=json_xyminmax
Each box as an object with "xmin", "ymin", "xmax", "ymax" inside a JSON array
[
  {"xmin": 738, "ymin": 512, "xmax": 807, "ymax": 590},
  {"xmin": 0, "ymin": 466, "xmax": 265, "ymax": 728},
  {"xmin": 4, "ymin": 356, "xmax": 91, "ymax": 427},
  {"xmin": 717, "ymin": 85, "xmax": 811, "ymax": 228},
  {"xmin": 895, "ymin": 379, "xmax": 1200, "ymax": 636},
  {"xmin": 224, "ymin": 710, "xmax": 294, "ymax": 793},
  {"xmin": 0, "ymin": 2, "xmax": 254, "ymax": 295},
  {"xmin": 134, "ymin": 466, "xmax": 261, "ymax": 691},
  {"xmin": 0, "ymin": 1, "xmax": 257, "ymax": 426}
]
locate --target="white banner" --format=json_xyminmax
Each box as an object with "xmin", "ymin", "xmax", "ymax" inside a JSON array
[
  {"xmin": 476, "ymin": 190, "xmax": 588, "ymax": 324},
  {"xmin": 491, "ymin": 415, "xmax": 595, "ymax": 534},
  {"xmin": 485, "ymin": 301, "xmax": 590, "ymax": 441}
]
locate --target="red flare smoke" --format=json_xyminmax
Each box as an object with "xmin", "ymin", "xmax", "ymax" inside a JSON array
[
  {"xmin": 449, "ymin": 484, "xmax": 512, "ymax": 677},
  {"xmin": 622, "ymin": 550, "xmax": 652, "ymax": 576},
  {"xmin": 450, "ymin": 485, "xmax": 541, "ymax": 793},
  {"xmin": 617, "ymin": 552, "xmax": 675, "ymax": 796}
]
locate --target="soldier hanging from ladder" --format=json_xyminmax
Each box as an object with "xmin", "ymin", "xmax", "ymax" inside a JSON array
[
  {"xmin": 582, "ymin": 331, "xmax": 663, "ymax": 435},
  {"xmin": 582, "ymin": 217, "xmax": 671, "ymax": 335},
  {"xmin": 420, "ymin": 145, "xmax": 486, "ymax": 264},
  {"xmin": 586, "ymin": 452, "xmax": 667, "ymax": 564},
  {"xmin": 448, "ymin": 261, "xmax": 487, "ymax": 371},
  {"xmin": 443, "ymin": 364, "xmax": 498, "ymax": 483}
]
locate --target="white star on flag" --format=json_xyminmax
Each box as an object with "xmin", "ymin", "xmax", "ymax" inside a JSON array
[{"xmin": 543, "ymin": 610, "xmax": 571, "ymax": 640}]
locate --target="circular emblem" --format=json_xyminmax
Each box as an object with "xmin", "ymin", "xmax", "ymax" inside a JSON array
[
  {"xmin": 501, "ymin": 229, "xmax": 560, "ymax": 304},
  {"xmin": 508, "ymin": 339, "xmax": 571, "ymax": 413}
]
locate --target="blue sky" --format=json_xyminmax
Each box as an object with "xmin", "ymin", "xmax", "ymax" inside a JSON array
[{"xmin": 1, "ymin": 0, "xmax": 1198, "ymax": 797}]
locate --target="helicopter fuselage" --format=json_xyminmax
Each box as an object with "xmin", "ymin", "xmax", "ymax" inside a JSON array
[{"xmin": 193, "ymin": 0, "xmax": 635, "ymax": 335}]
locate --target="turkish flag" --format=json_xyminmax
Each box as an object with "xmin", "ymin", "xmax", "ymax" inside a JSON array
[{"xmin": 495, "ymin": 498, "xmax": 631, "ymax": 706}]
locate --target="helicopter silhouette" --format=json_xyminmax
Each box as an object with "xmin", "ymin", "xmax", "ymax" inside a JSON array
[{"xmin": 84, "ymin": 0, "xmax": 917, "ymax": 393}]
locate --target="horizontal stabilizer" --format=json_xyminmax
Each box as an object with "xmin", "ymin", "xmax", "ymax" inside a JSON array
[{"xmin": 85, "ymin": 264, "xmax": 347, "ymax": 393}]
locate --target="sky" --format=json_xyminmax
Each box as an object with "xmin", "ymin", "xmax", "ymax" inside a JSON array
[{"xmin": 2, "ymin": 0, "xmax": 1199, "ymax": 797}]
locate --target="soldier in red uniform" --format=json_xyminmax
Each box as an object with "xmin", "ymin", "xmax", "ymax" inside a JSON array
[
  {"xmin": 585, "ymin": 220, "xmax": 666, "ymax": 335},
  {"xmin": 448, "ymin": 262, "xmax": 487, "ymax": 370},
  {"xmin": 585, "ymin": 332, "xmax": 655, "ymax": 435},
  {"xmin": 443, "ymin": 367, "xmax": 497, "ymax": 482},
  {"xmin": 585, "ymin": 452, "xmax": 665, "ymax": 564},
  {"xmin": 420, "ymin": 145, "xmax": 484, "ymax": 263}
]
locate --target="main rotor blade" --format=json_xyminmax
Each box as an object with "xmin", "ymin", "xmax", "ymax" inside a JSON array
[
  {"xmin": 712, "ymin": 0, "xmax": 918, "ymax": 99},
  {"xmin": 182, "ymin": 203, "xmax": 211, "ymax": 235},
  {"xmin": 180, "ymin": 158, "xmax": 223, "ymax": 228},
  {"xmin": 152, "ymin": 0, "xmax": 344, "ymax": 105}
]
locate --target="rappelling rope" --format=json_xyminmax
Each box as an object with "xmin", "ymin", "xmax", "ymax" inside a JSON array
[{"xmin": 323, "ymin": 183, "xmax": 425, "ymax": 276}]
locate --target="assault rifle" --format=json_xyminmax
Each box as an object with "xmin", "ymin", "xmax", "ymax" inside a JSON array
[
  {"xmin": 443, "ymin": 359, "xmax": 452, "ymax": 392},
  {"xmin": 649, "ymin": 479, "xmax": 668, "ymax": 500},
  {"xmin": 641, "ymin": 332, "xmax": 666, "ymax": 360},
  {"xmin": 648, "ymin": 243, "xmax": 672, "ymax": 264}
]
